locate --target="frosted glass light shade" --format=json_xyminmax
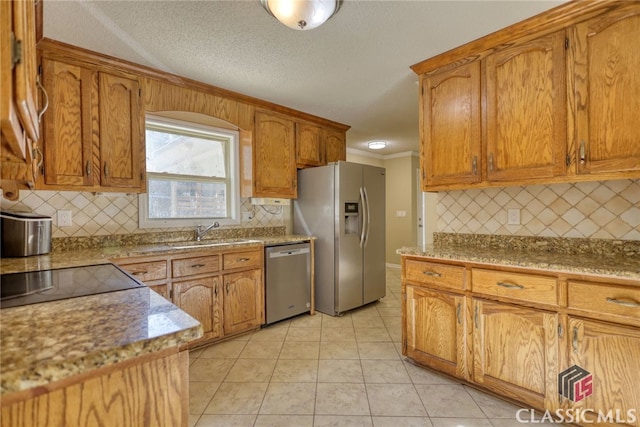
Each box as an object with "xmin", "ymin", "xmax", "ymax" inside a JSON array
[
  {"xmin": 368, "ymin": 141, "xmax": 387, "ymax": 150},
  {"xmin": 261, "ymin": 0, "xmax": 341, "ymax": 30}
]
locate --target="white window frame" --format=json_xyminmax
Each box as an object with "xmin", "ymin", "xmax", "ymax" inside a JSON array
[{"xmin": 139, "ymin": 114, "xmax": 241, "ymax": 229}]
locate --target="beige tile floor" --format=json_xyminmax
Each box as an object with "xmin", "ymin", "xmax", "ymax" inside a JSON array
[{"xmin": 188, "ymin": 268, "xmax": 556, "ymax": 427}]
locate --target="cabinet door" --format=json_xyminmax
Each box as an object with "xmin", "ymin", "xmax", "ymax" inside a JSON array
[
  {"xmin": 254, "ymin": 111, "xmax": 296, "ymax": 198},
  {"xmin": 99, "ymin": 72, "xmax": 143, "ymax": 189},
  {"xmin": 173, "ymin": 277, "xmax": 222, "ymax": 342},
  {"xmin": 323, "ymin": 128, "xmax": 346, "ymax": 163},
  {"xmin": 296, "ymin": 122, "xmax": 324, "ymax": 168},
  {"xmin": 404, "ymin": 285, "xmax": 469, "ymax": 379},
  {"xmin": 473, "ymin": 299, "xmax": 558, "ymax": 410},
  {"xmin": 567, "ymin": 318, "xmax": 640, "ymax": 427},
  {"xmin": 223, "ymin": 269, "xmax": 263, "ymax": 336},
  {"xmin": 485, "ymin": 31, "xmax": 566, "ymax": 182},
  {"xmin": 570, "ymin": 7, "xmax": 640, "ymax": 175},
  {"xmin": 40, "ymin": 58, "xmax": 96, "ymax": 187},
  {"xmin": 12, "ymin": 0, "xmax": 39, "ymax": 144},
  {"xmin": 148, "ymin": 283, "xmax": 170, "ymax": 300},
  {"xmin": 421, "ymin": 62, "xmax": 481, "ymax": 188}
]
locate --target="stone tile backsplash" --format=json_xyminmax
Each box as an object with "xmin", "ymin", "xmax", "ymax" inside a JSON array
[
  {"xmin": 437, "ymin": 179, "xmax": 639, "ymax": 240},
  {"xmin": 1, "ymin": 191, "xmax": 285, "ymax": 238}
]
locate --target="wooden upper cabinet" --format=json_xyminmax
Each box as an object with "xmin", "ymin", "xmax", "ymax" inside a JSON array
[
  {"xmin": 323, "ymin": 128, "xmax": 346, "ymax": 163},
  {"xmin": 38, "ymin": 51, "xmax": 144, "ymax": 192},
  {"xmin": 485, "ymin": 31, "xmax": 567, "ymax": 182},
  {"xmin": 296, "ymin": 121, "xmax": 324, "ymax": 168},
  {"xmin": 421, "ymin": 62, "xmax": 481, "ymax": 189},
  {"xmin": 569, "ymin": 7, "xmax": 640, "ymax": 175},
  {"xmin": 253, "ymin": 110, "xmax": 297, "ymax": 198},
  {"xmin": 98, "ymin": 72, "xmax": 143, "ymax": 189},
  {"xmin": 40, "ymin": 58, "xmax": 96, "ymax": 187}
]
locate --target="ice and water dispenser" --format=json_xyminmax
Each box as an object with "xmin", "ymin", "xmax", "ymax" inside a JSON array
[{"xmin": 344, "ymin": 202, "xmax": 360, "ymax": 235}]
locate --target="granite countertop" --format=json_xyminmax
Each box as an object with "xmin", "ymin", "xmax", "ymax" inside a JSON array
[
  {"xmin": 1, "ymin": 287, "xmax": 202, "ymax": 395},
  {"xmin": 0, "ymin": 234, "xmax": 312, "ymax": 396},
  {"xmin": 0, "ymin": 235, "xmax": 313, "ymax": 274},
  {"xmin": 397, "ymin": 244, "xmax": 640, "ymax": 281}
]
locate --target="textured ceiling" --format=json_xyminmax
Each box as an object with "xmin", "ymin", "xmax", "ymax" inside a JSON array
[{"xmin": 43, "ymin": 0, "xmax": 565, "ymax": 156}]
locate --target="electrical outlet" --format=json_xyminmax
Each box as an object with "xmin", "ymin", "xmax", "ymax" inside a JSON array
[
  {"xmin": 57, "ymin": 210, "xmax": 73, "ymax": 227},
  {"xmin": 507, "ymin": 208, "xmax": 520, "ymax": 225},
  {"xmin": 395, "ymin": 210, "xmax": 407, "ymax": 217}
]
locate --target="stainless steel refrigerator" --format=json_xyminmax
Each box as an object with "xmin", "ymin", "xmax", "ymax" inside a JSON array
[{"xmin": 293, "ymin": 161, "xmax": 386, "ymax": 316}]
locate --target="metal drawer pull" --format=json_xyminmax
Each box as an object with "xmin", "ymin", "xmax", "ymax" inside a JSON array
[
  {"xmin": 191, "ymin": 263, "xmax": 206, "ymax": 268},
  {"xmin": 131, "ymin": 271, "xmax": 147, "ymax": 276},
  {"xmin": 572, "ymin": 327, "xmax": 579, "ymax": 353},
  {"xmin": 606, "ymin": 297, "xmax": 640, "ymax": 308},
  {"xmin": 456, "ymin": 303, "xmax": 461, "ymax": 325},
  {"xmin": 474, "ymin": 305, "xmax": 479, "ymax": 329},
  {"xmin": 496, "ymin": 281, "xmax": 524, "ymax": 290},
  {"xmin": 422, "ymin": 270, "xmax": 441, "ymax": 277},
  {"xmin": 237, "ymin": 257, "xmax": 250, "ymax": 262}
]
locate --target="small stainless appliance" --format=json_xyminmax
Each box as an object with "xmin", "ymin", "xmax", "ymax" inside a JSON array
[
  {"xmin": 294, "ymin": 161, "xmax": 386, "ymax": 316},
  {"xmin": 1, "ymin": 211, "xmax": 52, "ymax": 257},
  {"xmin": 264, "ymin": 242, "xmax": 311, "ymax": 324}
]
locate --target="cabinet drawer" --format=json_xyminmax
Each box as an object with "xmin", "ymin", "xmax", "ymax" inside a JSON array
[
  {"xmin": 472, "ymin": 269, "xmax": 557, "ymax": 305},
  {"xmin": 223, "ymin": 250, "xmax": 261, "ymax": 270},
  {"xmin": 568, "ymin": 281, "xmax": 640, "ymax": 321},
  {"xmin": 404, "ymin": 259, "xmax": 465, "ymax": 290},
  {"xmin": 119, "ymin": 261, "xmax": 167, "ymax": 282},
  {"xmin": 172, "ymin": 255, "xmax": 220, "ymax": 277}
]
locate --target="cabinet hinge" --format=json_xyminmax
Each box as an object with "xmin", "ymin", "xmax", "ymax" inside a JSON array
[
  {"xmin": 38, "ymin": 64, "xmax": 43, "ymax": 75},
  {"xmin": 138, "ymin": 88, "xmax": 142, "ymax": 97},
  {"xmin": 565, "ymin": 38, "xmax": 569, "ymax": 50},
  {"xmin": 558, "ymin": 324, "xmax": 563, "ymax": 338},
  {"xmin": 11, "ymin": 32, "xmax": 22, "ymax": 67},
  {"xmin": 565, "ymin": 154, "xmax": 571, "ymax": 166}
]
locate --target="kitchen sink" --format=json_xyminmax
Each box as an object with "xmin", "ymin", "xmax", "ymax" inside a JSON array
[{"xmin": 168, "ymin": 239, "xmax": 262, "ymax": 250}]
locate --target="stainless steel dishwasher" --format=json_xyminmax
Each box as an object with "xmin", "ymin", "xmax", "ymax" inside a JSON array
[{"xmin": 264, "ymin": 242, "xmax": 311, "ymax": 324}]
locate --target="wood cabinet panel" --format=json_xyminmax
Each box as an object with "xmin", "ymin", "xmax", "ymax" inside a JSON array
[
  {"xmin": 118, "ymin": 260, "xmax": 168, "ymax": 282},
  {"xmin": 472, "ymin": 268, "xmax": 558, "ymax": 306},
  {"xmin": 404, "ymin": 259, "xmax": 466, "ymax": 291},
  {"xmin": 98, "ymin": 72, "xmax": 143, "ymax": 189},
  {"xmin": 40, "ymin": 58, "xmax": 96, "ymax": 187},
  {"xmin": 568, "ymin": 281, "xmax": 640, "ymax": 324},
  {"xmin": 253, "ymin": 110, "xmax": 297, "ymax": 198},
  {"xmin": 296, "ymin": 122, "xmax": 324, "ymax": 168},
  {"xmin": 0, "ymin": 351, "xmax": 189, "ymax": 427},
  {"xmin": 421, "ymin": 62, "xmax": 481, "ymax": 188},
  {"xmin": 173, "ymin": 277, "xmax": 222, "ymax": 342},
  {"xmin": 485, "ymin": 31, "xmax": 567, "ymax": 181},
  {"xmin": 172, "ymin": 255, "xmax": 220, "ymax": 278},
  {"xmin": 405, "ymin": 285, "xmax": 468, "ymax": 379},
  {"xmin": 570, "ymin": 7, "xmax": 640, "ymax": 175},
  {"xmin": 148, "ymin": 283, "xmax": 170, "ymax": 300},
  {"xmin": 567, "ymin": 318, "xmax": 640, "ymax": 427},
  {"xmin": 222, "ymin": 250, "xmax": 261, "ymax": 271},
  {"xmin": 322, "ymin": 128, "xmax": 346, "ymax": 163},
  {"xmin": 473, "ymin": 299, "xmax": 558, "ymax": 409},
  {"xmin": 223, "ymin": 269, "xmax": 263, "ymax": 335}
]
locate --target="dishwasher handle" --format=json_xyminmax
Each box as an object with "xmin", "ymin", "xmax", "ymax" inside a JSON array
[{"xmin": 268, "ymin": 247, "xmax": 310, "ymax": 258}]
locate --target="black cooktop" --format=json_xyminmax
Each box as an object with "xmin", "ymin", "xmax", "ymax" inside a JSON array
[{"xmin": 0, "ymin": 264, "xmax": 145, "ymax": 309}]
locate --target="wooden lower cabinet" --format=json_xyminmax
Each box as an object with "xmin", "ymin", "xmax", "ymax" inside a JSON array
[
  {"xmin": 566, "ymin": 317, "xmax": 640, "ymax": 427},
  {"xmin": 173, "ymin": 277, "xmax": 223, "ymax": 343},
  {"xmin": 223, "ymin": 269, "xmax": 263, "ymax": 335},
  {"xmin": 1, "ymin": 350, "xmax": 189, "ymax": 427},
  {"xmin": 404, "ymin": 285, "xmax": 469, "ymax": 379},
  {"xmin": 473, "ymin": 299, "xmax": 558, "ymax": 410}
]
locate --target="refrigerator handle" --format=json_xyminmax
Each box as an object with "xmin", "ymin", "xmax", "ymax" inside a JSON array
[
  {"xmin": 359, "ymin": 187, "xmax": 367, "ymax": 248},
  {"xmin": 363, "ymin": 186, "xmax": 371, "ymax": 247}
]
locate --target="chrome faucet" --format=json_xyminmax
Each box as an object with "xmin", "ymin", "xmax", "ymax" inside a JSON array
[{"xmin": 194, "ymin": 220, "xmax": 220, "ymax": 241}]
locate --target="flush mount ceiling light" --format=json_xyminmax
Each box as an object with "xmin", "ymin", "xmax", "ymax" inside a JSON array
[
  {"xmin": 260, "ymin": 0, "xmax": 343, "ymax": 30},
  {"xmin": 368, "ymin": 141, "xmax": 387, "ymax": 150}
]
